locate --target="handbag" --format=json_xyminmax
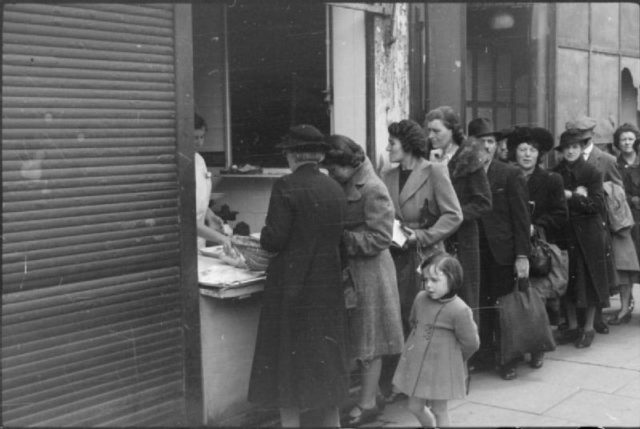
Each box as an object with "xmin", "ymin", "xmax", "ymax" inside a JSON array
[
  {"xmin": 529, "ymin": 230, "xmax": 552, "ymax": 277},
  {"xmin": 497, "ymin": 277, "xmax": 556, "ymax": 364},
  {"xmin": 603, "ymin": 181, "xmax": 635, "ymax": 233},
  {"xmin": 529, "ymin": 241, "xmax": 569, "ymax": 299}
]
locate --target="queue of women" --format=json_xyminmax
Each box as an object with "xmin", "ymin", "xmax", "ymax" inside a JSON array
[{"xmin": 241, "ymin": 110, "xmax": 640, "ymax": 428}]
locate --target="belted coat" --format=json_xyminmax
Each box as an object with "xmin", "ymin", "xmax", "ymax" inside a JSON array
[
  {"xmin": 382, "ymin": 158, "xmax": 463, "ymax": 330},
  {"xmin": 340, "ymin": 159, "xmax": 404, "ymax": 361}
]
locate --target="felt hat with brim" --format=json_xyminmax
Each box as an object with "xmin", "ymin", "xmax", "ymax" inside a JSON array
[
  {"xmin": 507, "ymin": 126, "xmax": 554, "ymax": 153},
  {"xmin": 468, "ymin": 117, "xmax": 501, "ymax": 138},
  {"xmin": 276, "ymin": 124, "xmax": 328, "ymax": 152},
  {"xmin": 565, "ymin": 115, "xmax": 597, "ymax": 140},
  {"xmin": 555, "ymin": 128, "xmax": 590, "ymax": 151}
]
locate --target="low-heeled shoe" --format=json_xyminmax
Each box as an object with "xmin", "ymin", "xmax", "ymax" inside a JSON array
[
  {"xmin": 574, "ymin": 329, "xmax": 595, "ymax": 348},
  {"xmin": 608, "ymin": 311, "xmax": 632, "ymax": 325},
  {"xmin": 594, "ymin": 319, "xmax": 609, "ymax": 334},
  {"xmin": 554, "ymin": 328, "xmax": 579, "ymax": 344},
  {"xmin": 529, "ymin": 352, "xmax": 544, "ymax": 369},
  {"xmin": 341, "ymin": 404, "xmax": 381, "ymax": 427}
]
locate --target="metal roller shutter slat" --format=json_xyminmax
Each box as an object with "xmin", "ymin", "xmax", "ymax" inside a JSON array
[
  {"xmin": 2, "ymin": 137, "xmax": 176, "ymax": 150},
  {"xmin": 2, "ymin": 21, "xmax": 174, "ymax": 46},
  {"xmin": 2, "ymin": 308, "xmax": 181, "ymax": 360},
  {"xmin": 3, "ymin": 65, "xmax": 174, "ymax": 83},
  {"xmin": 3, "ymin": 106, "xmax": 176, "ymax": 119},
  {"xmin": 2, "ymin": 252, "xmax": 180, "ymax": 293},
  {"xmin": 3, "ymin": 296, "xmax": 182, "ymax": 347},
  {"xmin": 3, "ymin": 43, "xmax": 174, "ymax": 64},
  {"xmin": 3, "ymin": 165, "xmax": 177, "ymax": 182},
  {"xmin": 3, "ymin": 226, "xmax": 179, "ymax": 256},
  {"xmin": 3, "ymin": 154, "xmax": 176, "ymax": 172},
  {"xmin": 3, "ymin": 127, "xmax": 175, "ymax": 139},
  {"xmin": 3, "ymin": 240, "xmax": 179, "ymax": 275},
  {"xmin": 3, "ymin": 275, "xmax": 180, "ymax": 321},
  {"xmin": 75, "ymin": 3, "xmax": 174, "ymax": 20},
  {"xmin": 2, "ymin": 199, "xmax": 177, "ymax": 223},
  {"xmin": 3, "ymin": 182, "xmax": 177, "ymax": 203},
  {"xmin": 4, "ymin": 9, "xmax": 174, "ymax": 38},
  {"xmin": 4, "ymin": 87, "xmax": 175, "ymax": 101},
  {"xmin": 10, "ymin": 374, "xmax": 183, "ymax": 427},
  {"xmin": 2, "ymin": 190, "xmax": 177, "ymax": 213},
  {"xmin": 3, "ymin": 95, "xmax": 175, "ymax": 110},
  {"xmin": 6, "ymin": 352, "xmax": 183, "ymax": 414},
  {"xmin": 3, "ymin": 173, "xmax": 178, "ymax": 194},
  {"xmin": 3, "ymin": 32, "xmax": 174, "ymax": 56},
  {"xmin": 8, "ymin": 3, "xmax": 174, "ymax": 26},
  {"xmin": 3, "ymin": 147, "xmax": 175, "ymax": 162},
  {"xmin": 5, "ymin": 338, "xmax": 183, "ymax": 401},
  {"xmin": 4, "ymin": 54, "xmax": 175, "ymax": 74}
]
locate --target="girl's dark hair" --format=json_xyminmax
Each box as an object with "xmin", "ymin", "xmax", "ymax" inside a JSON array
[
  {"xmin": 424, "ymin": 106, "xmax": 465, "ymax": 145},
  {"xmin": 194, "ymin": 113, "xmax": 207, "ymax": 131},
  {"xmin": 388, "ymin": 119, "xmax": 428, "ymax": 158},
  {"xmin": 419, "ymin": 251, "xmax": 463, "ymax": 295},
  {"xmin": 323, "ymin": 134, "xmax": 365, "ymax": 167},
  {"xmin": 613, "ymin": 123, "xmax": 640, "ymax": 150}
]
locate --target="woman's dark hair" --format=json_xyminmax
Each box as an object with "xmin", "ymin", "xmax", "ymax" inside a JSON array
[
  {"xmin": 419, "ymin": 251, "xmax": 463, "ymax": 296},
  {"xmin": 194, "ymin": 113, "xmax": 207, "ymax": 131},
  {"xmin": 424, "ymin": 106, "xmax": 465, "ymax": 145},
  {"xmin": 388, "ymin": 119, "xmax": 428, "ymax": 158},
  {"xmin": 613, "ymin": 123, "xmax": 640, "ymax": 150},
  {"xmin": 323, "ymin": 134, "xmax": 365, "ymax": 167}
]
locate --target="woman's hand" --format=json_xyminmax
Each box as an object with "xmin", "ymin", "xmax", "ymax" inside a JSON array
[
  {"xmin": 514, "ymin": 255, "xmax": 530, "ymax": 278},
  {"xmin": 564, "ymin": 189, "xmax": 573, "ymax": 199},
  {"xmin": 404, "ymin": 227, "xmax": 417, "ymax": 247},
  {"xmin": 631, "ymin": 196, "xmax": 640, "ymax": 209}
]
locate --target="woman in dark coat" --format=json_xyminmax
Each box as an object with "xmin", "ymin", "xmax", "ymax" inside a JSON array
[
  {"xmin": 552, "ymin": 129, "xmax": 610, "ymax": 349},
  {"xmin": 611, "ymin": 123, "xmax": 640, "ymax": 324},
  {"xmin": 507, "ymin": 126, "xmax": 568, "ymax": 366},
  {"xmin": 323, "ymin": 135, "xmax": 404, "ymax": 426},
  {"xmin": 248, "ymin": 125, "xmax": 349, "ymax": 427},
  {"xmin": 424, "ymin": 106, "xmax": 492, "ymax": 325}
]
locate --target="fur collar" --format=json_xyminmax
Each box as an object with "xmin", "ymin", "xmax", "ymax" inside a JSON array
[{"xmin": 450, "ymin": 139, "xmax": 486, "ymax": 178}]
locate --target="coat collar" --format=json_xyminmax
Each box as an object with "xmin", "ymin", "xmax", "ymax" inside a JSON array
[
  {"xmin": 398, "ymin": 157, "xmax": 431, "ymax": 207},
  {"xmin": 527, "ymin": 165, "xmax": 546, "ymax": 194},
  {"xmin": 343, "ymin": 159, "xmax": 373, "ymax": 201}
]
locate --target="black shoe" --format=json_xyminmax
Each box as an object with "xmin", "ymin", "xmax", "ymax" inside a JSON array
[
  {"xmin": 529, "ymin": 352, "xmax": 544, "ymax": 369},
  {"xmin": 608, "ymin": 311, "xmax": 632, "ymax": 325},
  {"xmin": 594, "ymin": 318, "xmax": 609, "ymax": 334},
  {"xmin": 499, "ymin": 364, "xmax": 517, "ymax": 380},
  {"xmin": 555, "ymin": 327, "xmax": 580, "ymax": 344},
  {"xmin": 341, "ymin": 404, "xmax": 382, "ymax": 427},
  {"xmin": 382, "ymin": 391, "xmax": 406, "ymax": 405},
  {"xmin": 575, "ymin": 329, "xmax": 595, "ymax": 348}
]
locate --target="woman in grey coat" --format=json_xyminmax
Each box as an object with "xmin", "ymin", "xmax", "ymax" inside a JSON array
[{"xmin": 323, "ymin": 135, "xmax": 404, "ymax": 427}]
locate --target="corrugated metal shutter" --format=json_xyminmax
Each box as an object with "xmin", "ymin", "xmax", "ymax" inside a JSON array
[{"xmin": 2, "ymin": 3, "xmax": 190, "ymax": 426}]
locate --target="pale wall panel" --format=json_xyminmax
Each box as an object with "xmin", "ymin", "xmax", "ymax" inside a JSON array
[
  {"xmin": 589, "ymin": 52, "xmax": 619, "ymax": 143},
  {"xmin": 556, "ymin": 3, "xmax": 588, "ymax": 47},
  {"xmin": 555, "ymin": 48, "xmax": 589, "ymax": 139},
  {"xmin": 621, "ymin": 2, "xmax": 640, "ymax": 53},
  {"xmin": 590, "ymin": 3, "xmax": 619, "ymax": 52}
]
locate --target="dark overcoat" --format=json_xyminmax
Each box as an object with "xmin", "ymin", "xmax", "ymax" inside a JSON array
[
  {"xmin": 248, "ymin": 163, "xmax": 349, "ymax": 408},
  {"xmin": 445, "ymin": 140, "xmax": 492, "ymax": 321},
  {"xmin": 340, "ymin": 159, "xmax": 404, "ymax": 361},
  {"xmin": 527, "ymin": 166, "xmax": 568, "ymax": 245},
  {"xmin": 553, "ymin": 157, "xmax": 610, "ymax": 307},
  {"xmin": 479, "ymin": 160, "xmax": 531, "ymax": 298},
  {"xmin": 618, "ymin": 155, "xmax": 640, "ymax": 266}
]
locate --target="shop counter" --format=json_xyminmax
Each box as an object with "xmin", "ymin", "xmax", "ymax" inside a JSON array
[{"xmin": 198, "ymin": 253, "xmax": 265, "ymax": 424}]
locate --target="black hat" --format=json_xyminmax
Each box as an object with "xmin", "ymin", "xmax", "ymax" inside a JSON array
[
  {"xmin": 555, "ymin": 128, "xmax": 590, "ymax": 151},
  {"xmin": 467, "ymin": 117, "xmax": 500, "ymax": 138},
  {"xmin": 507, "ymin": 126, "xmax": 554, "ymax": 154},
  {"xmin": 276, "ymin": 124, "xmax": 328, "ymax": 152}
]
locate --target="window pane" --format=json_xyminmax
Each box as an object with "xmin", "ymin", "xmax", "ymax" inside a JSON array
[
  {"xmin": 477, "ymin": 49, "xmax": 493, "ymax": 102},
  {"xmin": 496, "ymin": 53, "xmax": 511, "ymax": 103}
]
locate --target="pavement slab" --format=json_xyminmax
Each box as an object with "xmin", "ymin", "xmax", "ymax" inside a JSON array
[
  {"xmin": 545, "ymin": 389, "xmax": 640, "ymax": 427},
  {"xmin": 614, "ymin": 374, "xmax": 640, "ymax": 400},
  {"xmin": 448, "ymin": 402, "xmax": 580, "ymax": 427},
  {"xmin": 464, "ymin": 371, "xmax": 578, "ymax": 414}
]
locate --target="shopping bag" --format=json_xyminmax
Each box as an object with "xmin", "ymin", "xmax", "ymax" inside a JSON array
[
  {"xmin": 529, "ymin": 242, "xmax": 569, "ymax": 299},
  {"xmin": 529, "ymin": 233, "xmax": 552, "ymax": 277},
  {"xmin": 498, "ymin": 278, "xmax": 556, "ymax": 364}
]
